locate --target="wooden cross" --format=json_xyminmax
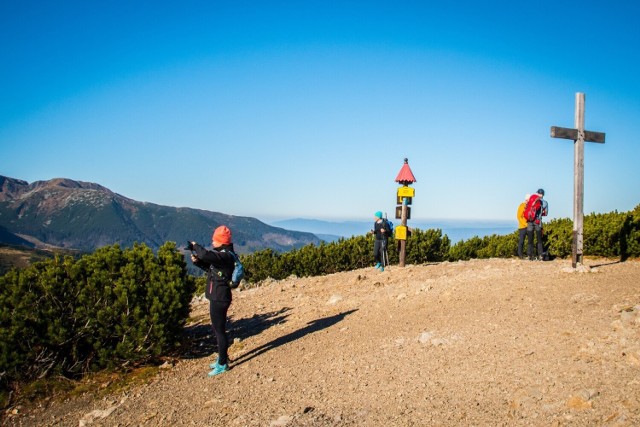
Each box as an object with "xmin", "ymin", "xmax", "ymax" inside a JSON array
[{"xmin": 550, "ymin": 92, "xmax": 605, "ymax": 268}]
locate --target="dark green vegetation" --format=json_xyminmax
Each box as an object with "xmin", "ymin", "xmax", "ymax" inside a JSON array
[
  {"xmin": 0, "ymin": 242, "xmax": 195, "ymax": 403},
  {"xmin": 239, "ymin": 204, "xmax": 639, "ymax": 281},
  {"xmin": 445, "ymin": 204, "xmax": 640, "ymax": 262},
  {"xmin": 241, "ymin": 228, "xmax": 450, "ymax": 282}
]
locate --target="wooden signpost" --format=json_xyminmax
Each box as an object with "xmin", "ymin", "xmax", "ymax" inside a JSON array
[
  {"xmin": 551, "ymin": 93, "xmax": 605, "ymax": 268},
  {"xmin": 394, "ymin": 158, "xmax": 417, "ymax": 267}
]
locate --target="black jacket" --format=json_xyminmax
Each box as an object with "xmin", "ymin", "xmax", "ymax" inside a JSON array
[
  {"xmin": 192, "ymin": 243, "xmax": 235, "ymax": 303},
  {"xmin": 373, "ymin": 219, "xmax": 391, "ymax": 241}
]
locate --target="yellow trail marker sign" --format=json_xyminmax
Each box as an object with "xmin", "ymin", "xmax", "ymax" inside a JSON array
[
  {"xmin": 395, "ymin": 225, "xmax": 408, "ymax": 240},
  {"xmin": 397, "ymin": 186, "xmax": 415, "ymax": 198}
]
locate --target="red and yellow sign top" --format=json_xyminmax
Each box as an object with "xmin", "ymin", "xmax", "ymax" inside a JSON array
[{"xmin": 395, "ymin": 158, "xmax": 417, "ymax": 185}]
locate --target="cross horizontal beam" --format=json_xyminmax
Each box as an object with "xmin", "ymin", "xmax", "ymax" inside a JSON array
[{"xmin": 550, "ymin": 126, "xmax": 605, "ymax": 143}]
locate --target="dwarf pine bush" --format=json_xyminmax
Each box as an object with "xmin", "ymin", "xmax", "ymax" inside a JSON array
[
  {"xmin": 3, "ymin": 205, "xmax": 637, "ymax": 391},
  {"xmin": 443, "ymin": 204, "xmax": 640, "ymax": 261},
  {"xmin": 0, "ymin": 242, "xmax": 194, "ymax": 388},
  {"xmin": 240, "ymin": 229, "xmax": 451, "ymax": 282},
  {"xmin": 217, "ymin": 206, "xmax": 640, "ymax": 286}
]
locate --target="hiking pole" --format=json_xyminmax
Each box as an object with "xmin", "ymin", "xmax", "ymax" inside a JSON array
[
  {"xmin": 383, "ymin": 213, "xmax": 390, "ymax": 270},
  {"xmin": 381, "ymin": 239, "xmax": 389, "ymax": 271}
]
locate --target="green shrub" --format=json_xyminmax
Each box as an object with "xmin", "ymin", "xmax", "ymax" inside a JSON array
[
  {"xmin": 477, "ymin": 233, "xmax": 519, "ymax": 259},
  {"xmin": 448, "ymin": 236, "xmax": 482, "ymax": 261},
  {"xmin": 622, "ymin": 205, "xmax": 640, "ymax": 259},
  {"xmin": 235, "ymin": 205, "xmax": 640, "ymax": 282},
  {"xmin": 240, "ymin": 230, "xmax": 450, "ymax": 280},
  {"xmin": 0, "ymin": 242, "xmax": 194, "ymax": 388},
  {"xmin": 443, "ymin": 204, "xmax": 640, "ymax": 262},
  {"xmin": 447, "ymin": 233, "xmax": 516, "ymax": 261},
  {"xmin": 404, "ymin": 228, "xmax": 450, "ymax": 263},
  {"xmin": 543, "ymin": 218, "xmax": 573, "ymax": 258},
  {"xmin": 583, "ymin": 211, "xmax": 627, "ymax": 258}
]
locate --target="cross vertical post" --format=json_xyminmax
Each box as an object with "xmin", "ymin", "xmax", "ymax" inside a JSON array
[
  {"xmin": 550, "ymin": 92, "xmax": 605, "ymax": 268},
  {"xmin": 573, "ymin": 93, "xmax": 586, "ymax": 267}
]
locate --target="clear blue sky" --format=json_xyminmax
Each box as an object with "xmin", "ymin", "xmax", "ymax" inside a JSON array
[{"xmin": 1, "ymin": 1, "xmax": 639, "ymax": 223}]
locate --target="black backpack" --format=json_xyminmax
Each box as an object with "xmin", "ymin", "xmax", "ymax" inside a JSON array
[{"xmin": 383, "ymin": 219, "xmax": 394, "ymax": 238}]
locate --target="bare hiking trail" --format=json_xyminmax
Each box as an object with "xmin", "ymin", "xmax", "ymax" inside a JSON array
[{"xmin": 5, "ymin": 258, "xmax": 640, "ymax": 426}]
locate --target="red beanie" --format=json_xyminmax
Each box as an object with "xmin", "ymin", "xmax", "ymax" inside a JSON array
[{"xmin": 212, "ymin": 225, "xmax": 232, "ymax": 247}]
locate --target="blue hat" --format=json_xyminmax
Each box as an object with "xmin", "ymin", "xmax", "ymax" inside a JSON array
[{"xmin": 375, "ymin": 211, "xmax": 383, "ymax": 218}]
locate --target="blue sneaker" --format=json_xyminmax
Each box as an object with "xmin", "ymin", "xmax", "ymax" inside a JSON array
[
  {"xmin": 209, "ymin": 359, "xmax": 220, "ymax": 369},
  {"xmin": 379, "ymin": 265, "xmax": 384, "ymax": 272},
  {"xmin": 375, "ymin": 262, "xmax": 381, "ymax": 269},
  {"xmin": 208, "ymin": 362, "xmax": 229, "ymax": 377}
]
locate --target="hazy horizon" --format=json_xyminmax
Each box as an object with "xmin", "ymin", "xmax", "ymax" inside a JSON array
[{"xmin": 267, "ymin": 217, "xmax": 518, "ymax": 243}]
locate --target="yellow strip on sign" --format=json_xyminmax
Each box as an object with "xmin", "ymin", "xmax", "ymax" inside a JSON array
[
  {"xmin": 395, "ymin": 225, "xmax": 407, "ymax": 240},
  {"xmin": 397, "ymin": 186, "xmax": 415, "ymax": 198}
]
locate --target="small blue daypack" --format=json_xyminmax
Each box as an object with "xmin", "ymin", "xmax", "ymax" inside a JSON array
[{"xmin": 228, "ymin": 251, "xmax": 245, "ymax": 288}]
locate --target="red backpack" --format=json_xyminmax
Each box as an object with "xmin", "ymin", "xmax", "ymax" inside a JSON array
[{"xmin": 523, "ymin": 194, "xmax": 542, "ymax": 222}]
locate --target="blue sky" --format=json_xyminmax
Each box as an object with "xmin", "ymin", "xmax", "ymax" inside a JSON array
[{"xmin": 1, "ymin": 1, "xmax": 639, "ymax": 225}]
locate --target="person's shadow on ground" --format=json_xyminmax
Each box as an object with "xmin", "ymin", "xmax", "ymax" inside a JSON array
[
  {"xmin": 178, "ymin": 307, "xmax": 292, "ymax": 360},
  {"xmin": 231, "ymin": 309, "xmax": 358, "ymax": 367}
]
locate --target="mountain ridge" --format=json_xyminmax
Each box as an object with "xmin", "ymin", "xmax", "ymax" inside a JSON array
[{"xmin": 0, "ymin": 175, "xmax": 320, "ymax": 254}]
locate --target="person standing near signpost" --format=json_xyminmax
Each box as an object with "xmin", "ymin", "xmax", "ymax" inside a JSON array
[{"xmin": 371, "ymin": 211, "xmax": 391, "ymax": 271}]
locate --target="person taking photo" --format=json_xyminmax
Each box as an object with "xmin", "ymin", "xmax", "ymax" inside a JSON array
[{"xmin": 189, "ymin": 225, "xmax": 236, "ymax": 376}]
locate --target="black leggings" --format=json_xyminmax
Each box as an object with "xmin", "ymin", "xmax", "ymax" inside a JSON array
[
  {"xmin": 209, "ymin": 300, "xmax": 231, "ymax": 365},
  {"xmin": 526, "ymin": 222, "xmax": 544, "ymax": 259},
  {"xmin": 374, "ymin": 239, "xmax": 387, "ymax": 264}
]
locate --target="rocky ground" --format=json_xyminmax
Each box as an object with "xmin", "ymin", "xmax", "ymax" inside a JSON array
[{"xmin": 4, "ymin": 257, "xmax": 640, "ymax": 426}]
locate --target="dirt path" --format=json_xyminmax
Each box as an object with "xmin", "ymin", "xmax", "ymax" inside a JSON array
[{"xmin": 6, "ymin": 258, "xmax": 640, "ymax": 426}]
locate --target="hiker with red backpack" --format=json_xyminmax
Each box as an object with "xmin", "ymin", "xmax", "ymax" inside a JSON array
[{"xmin": 523, "ymin": 189, "xmax": 549, "ymax": 260}]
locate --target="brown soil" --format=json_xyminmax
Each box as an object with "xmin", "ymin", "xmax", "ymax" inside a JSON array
[{"xmin": 5, "ymin": 258, "xmax": 640, "ymax": 426}]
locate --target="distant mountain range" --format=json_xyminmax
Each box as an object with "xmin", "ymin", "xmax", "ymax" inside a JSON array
[
  {"xmin": 270, "ymin": 217, "xmax": 517, "ymax": 243},
  {"xmin": 270, "ymin": 218, "xmax": 370, "ymax": 241},
  {"xmin": 0, "ymin": 176, "xmax": 320, "ymax": 254}
]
